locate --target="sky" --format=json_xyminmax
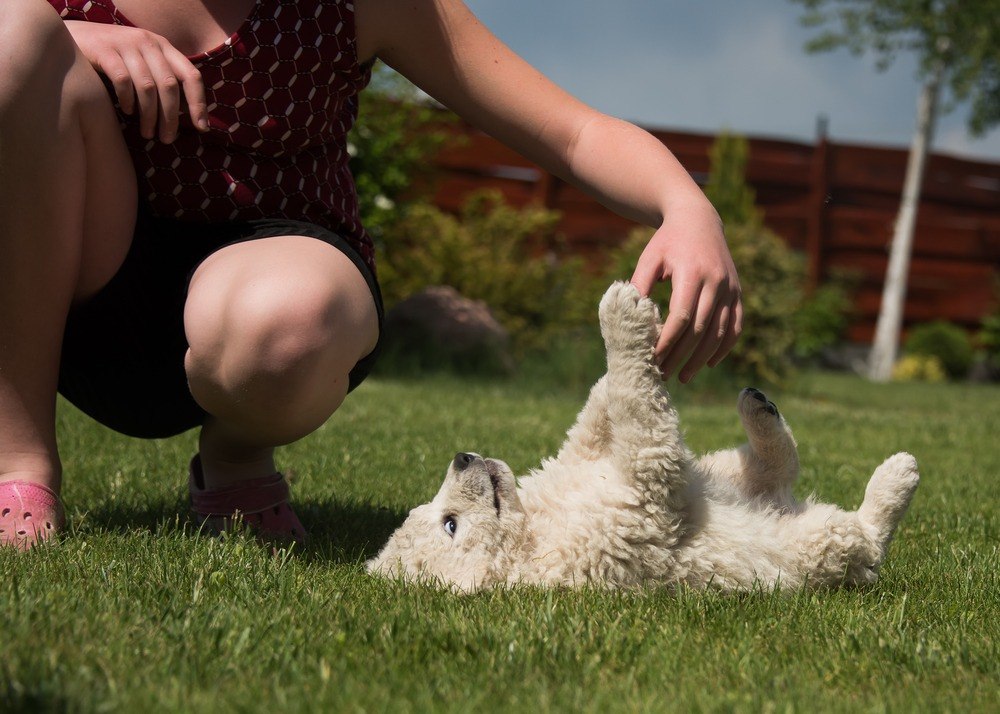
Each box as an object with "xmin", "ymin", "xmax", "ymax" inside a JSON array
[{"xmin": 464, "ymin": 0, "xmax": 1000, "ymax": 162}]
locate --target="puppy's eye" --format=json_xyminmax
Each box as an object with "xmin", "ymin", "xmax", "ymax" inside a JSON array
[{"xmin": 443, "ymin": 516, "xmax": 457, "ymax": 537}]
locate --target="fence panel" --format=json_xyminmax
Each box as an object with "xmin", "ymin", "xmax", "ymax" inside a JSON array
[{"xmin": 428, "ymin": 122, "xmax": 1000, "ymax": 341}]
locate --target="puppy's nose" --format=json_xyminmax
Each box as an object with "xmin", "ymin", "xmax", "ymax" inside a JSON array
[{"xmin": 453, "ymin": 453, "xmax": 476, "ymax": 471}]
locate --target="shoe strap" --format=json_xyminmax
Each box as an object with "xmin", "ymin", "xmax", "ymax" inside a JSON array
[
  {"xmin": 0, "ymin": 480, "xmax": 63, "ymax": 511},
  {"xmin": 191, "ymin": 473, "xmax": 291, "ymax": 516}
]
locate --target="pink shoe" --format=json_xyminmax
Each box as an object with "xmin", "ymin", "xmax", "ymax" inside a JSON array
[
  {"xmin": 188, "ymin": 456, "xmax": 307, "ymax": 545},
  {"xmin": 0, "ymin": 480, "xmax": 65, "ymax": 550}
]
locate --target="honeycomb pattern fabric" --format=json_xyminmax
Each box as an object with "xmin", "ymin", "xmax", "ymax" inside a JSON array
[{"xmin": 49, "ymin": 0, "xmax": 375, "ymax": 272}]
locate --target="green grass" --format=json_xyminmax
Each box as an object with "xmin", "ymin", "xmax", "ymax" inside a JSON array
[{"xmin": 2, "ymin": 371, "xmax": 998, "ymax": 713}]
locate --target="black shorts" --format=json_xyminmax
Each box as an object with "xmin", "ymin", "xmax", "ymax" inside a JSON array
[{"xmin": 58, "ymin": 210, "xmax": 383, "ymax": 440}]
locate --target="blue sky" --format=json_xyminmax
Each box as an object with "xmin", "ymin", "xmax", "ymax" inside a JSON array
[{"xmin": 465, "ymin": 0, "xmax": 1000, "ymax": 161}]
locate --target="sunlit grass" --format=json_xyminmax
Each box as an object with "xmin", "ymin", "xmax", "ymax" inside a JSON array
[{"xmin": 2, "ymin": 371, "xmax": 997, "ymax": 712}]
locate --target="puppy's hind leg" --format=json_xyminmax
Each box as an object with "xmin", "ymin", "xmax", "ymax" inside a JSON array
[
  {"xmin": 857, "ymin": 452, "xmax": 919, "ymax": 556},
  {"xmin": 598, "ymin": 282, "xmax": 693, "ymax": 510}
]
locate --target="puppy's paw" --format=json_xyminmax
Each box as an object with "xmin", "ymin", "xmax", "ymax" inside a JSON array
[
  {"xmin": 859, "ymin": 452, "xmax": 919, "ymax": 541},
  {"xmin": 738, "ymin": 387, "xmax": 779, "ymax": 418},
  {"xmin": 599, "ymin": 282, "xmax": 659, "ymax": 352}
]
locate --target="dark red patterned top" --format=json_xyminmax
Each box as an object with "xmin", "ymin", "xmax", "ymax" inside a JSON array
[{"xmin": 48, "ymin": 0, "xmax": 375, "ymax": 272}]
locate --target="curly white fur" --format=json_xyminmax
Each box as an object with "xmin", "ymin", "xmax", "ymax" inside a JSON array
[{"xmin": 368, "ymin": 282, "xmax": 919, "ymax": 592}]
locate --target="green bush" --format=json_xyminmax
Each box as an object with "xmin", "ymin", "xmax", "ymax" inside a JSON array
[
  {"xmin": 792, "ymin": 269, "xmax": 858, "ymax": 362},
  {"xmin": 376, "ymin": 191, "xmax": 595, "ymax": 353},
  {"xmin": 904, "ymin": 320, "xmax": 974, "ymax": 379},
  {"xmin": 976, "ymin": 280, "xmax": 1000, "ymax": 378},
  {"xmin": 349, "ymin": 64, "xmax": 454, "ymax": 244},
  {"xmin": 725, "ymin": 222, "xmax": 805, "ymax": 385},
  {"xmin": 703, "ymin": 134, "xmax": 809, "ymax": 385},
  {"xmin": 978, "ymin": 313, "xmax": 1000, "ymax": 375},
  {"xmin": 703, "ymin": 133, "xmax": 762, "ymax": 228}
]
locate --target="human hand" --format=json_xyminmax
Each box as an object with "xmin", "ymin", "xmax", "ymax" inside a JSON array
[
  {"xmin": 64, "ymin": 21, "xmax": 208, "ymax": 143},
  {"xmin": 630, "ymin": 196, "xmax": 743, "ymax": 383}
]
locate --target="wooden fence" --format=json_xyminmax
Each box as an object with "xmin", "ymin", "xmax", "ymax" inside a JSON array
[{"xmin": 426, "ymin": 122, "xmax": 1000, "ymax": 342}]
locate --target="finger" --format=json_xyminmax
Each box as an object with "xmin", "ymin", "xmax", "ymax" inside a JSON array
[
  {"xmin": 629, "ymin": 254, "xmax": 662, "ymax": 298},
  {"xmin": 140, "ymin": 44, "xmax": 182, "ymax": 143},
  {"xmin": 679, "ymin": 302, "xmax": 728, "ymax": 383},
  {"xmin": 673, "ymin": 282, "xmax": 721, "ymax": 382},
  {"xmin": 655, "ymin": 279, "xmax": 702, "ymax": 377},
  {"xmin": 97, "ymin": 50, "xmax": 135, "ymax": 115},
  {"xmin": 654, "ymin": 278, "xmax": 698, "ymax": 358},
  {"xmin": 163, "ymin": 46, "xmax": 208, "ymax": 131},
  {"xmin": 708, "ymin": 296, "xmax": 744, "ymax": 367},
  {"xmin": 120, "ymin": 50, "xmax": 159, "ymax": 140}
]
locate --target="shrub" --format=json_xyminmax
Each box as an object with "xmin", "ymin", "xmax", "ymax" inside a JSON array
[
  {"xmin": 703, "ymin": 134, "xmax": 808, "ymax": 385},
  {"xmin": 904, "ymin": 321, "xmax": 974, "ymax": 379},
  {"xmin": 704, "ymin": 133, "xmax": 761, "ymax": 227},
  {"xmin": 376, "ymin": 191, "xmax": 595, "ymax": 353},
  {"xmin": 976, "ymin": 280, "xmax": 1000, "ymax": 379},
  {"xmin": 977, "ymin": 313, "xmax": 1000, "ymax": 378},
  {"xmin": 349, "ymin": 64, "xmax": 454, "ymax": 244},
  {"xmin": 724, "ymin": 222, "xmax": 805, "ymax": 385},
  {"xmin": 792, "ymin": 269, "xmax": 858, "ymax": 362},
  {"xmin": 892, "ymin": 355, "xmax": 946, "ymax": 382}
]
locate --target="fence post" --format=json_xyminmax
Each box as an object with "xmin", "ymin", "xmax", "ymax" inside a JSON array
[{"xmin": 806, "ymin": 115, "xmax": 831, "ymax": 290}]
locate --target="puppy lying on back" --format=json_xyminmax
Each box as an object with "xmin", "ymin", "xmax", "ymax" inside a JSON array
[{"xmin": 368, "ymin": 282, "xmax": 919, "ymax": 592}]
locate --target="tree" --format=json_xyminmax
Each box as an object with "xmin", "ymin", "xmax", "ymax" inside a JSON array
[{"xmin": 791, "ymin": 0, "xmax": 1000, "ymax": 381}]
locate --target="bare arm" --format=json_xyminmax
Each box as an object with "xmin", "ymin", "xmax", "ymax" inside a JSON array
[{"xmin": 357, "ymin": 0, "xmax": 742, "ymax": 381}]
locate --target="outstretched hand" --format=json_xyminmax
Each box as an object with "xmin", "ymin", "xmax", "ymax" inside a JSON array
[{"xmin": 630, "ymin": 198, "xmax": 742, "ymax": 383}]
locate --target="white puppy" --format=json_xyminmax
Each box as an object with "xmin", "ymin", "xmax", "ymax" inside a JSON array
[{"xmin": 368, "ymin": 282, "xmax": 919, "ymax": 592}]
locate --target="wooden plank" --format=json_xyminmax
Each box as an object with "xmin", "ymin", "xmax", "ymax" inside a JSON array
[{"xmin": 426, "ymin": 120, "xmax": 1000, "ymax": 341}]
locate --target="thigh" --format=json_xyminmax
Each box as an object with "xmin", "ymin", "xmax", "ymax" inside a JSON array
[
  {"xmin": 58, "ymin": 212, "xmax": 217, "ymax": 438},
  {"xmin": 0, "ymin": 3, "xmax": 136, "ymax": 298}
]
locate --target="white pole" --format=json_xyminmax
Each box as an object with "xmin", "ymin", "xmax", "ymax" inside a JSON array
[{"xmin": 867, "ymin": 67, "xmax": 942, "ymax": 382}]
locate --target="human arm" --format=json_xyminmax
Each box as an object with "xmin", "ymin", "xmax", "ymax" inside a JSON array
[
  {"xmin": 62, "ymin": 20, "xmax": 208, "ymax": 143},
  {"xmin": 356, "ymin": 0, "xmax": 742, "ymax": 381}
]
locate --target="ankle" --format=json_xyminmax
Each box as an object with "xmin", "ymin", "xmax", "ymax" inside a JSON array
[
  {"xmin": 193, "ymin": 450, "xmax": 277, "ymax": 491},
  {"xmin": 196, "ymin": 417, "xmax": 280, "ymax": 490},
  {"xmin": 0, "ymin": 457, "xmax": 62, "ymax": 495}
]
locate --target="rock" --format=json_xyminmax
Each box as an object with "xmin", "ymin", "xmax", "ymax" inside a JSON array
[{"xmin": 382, "ymin": 286, "xmax": 514, "ymax": 374}]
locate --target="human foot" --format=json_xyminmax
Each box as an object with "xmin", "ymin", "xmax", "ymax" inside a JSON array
[
  {"xmin": 0, "ymin": 480, "xmax": 64, "ymax": 550},
  {"xmin": 188, "ymin": 455, "xmax": 307, "ymax": 545}
]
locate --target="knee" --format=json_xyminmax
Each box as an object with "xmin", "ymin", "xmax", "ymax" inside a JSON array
[
  {"xmin": 0, "ymin": 2, "xmax": 78, "ymax": 106},
  {"xmin": 185, "ymin": 277, "xmax": 360, "ymax": 413}
]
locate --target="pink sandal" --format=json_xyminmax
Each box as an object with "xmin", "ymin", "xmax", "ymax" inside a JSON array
[
  {"xmin": 188, "ymin": 456, "xmax": 307, "ymax": 545},
  {"xmin": 0, "ymin": 481, "xmax": 65, "ymax": 550}
]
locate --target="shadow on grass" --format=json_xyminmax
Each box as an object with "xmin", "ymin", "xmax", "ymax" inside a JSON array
[
  {"xmin": 79, "ymin": 496, "xmax": 406, "ymax": 565},
  {"xmin": 1, "ymin": 688, "xmax": 72, "ymax": 714},
  {"xmin": 296, "ymin": 498, "xmax": 406, "ymax": 564}
]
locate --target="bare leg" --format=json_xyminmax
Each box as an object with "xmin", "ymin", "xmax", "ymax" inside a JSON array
[
  {"xmin": 0, "ymin": 2, "xmax": 136, "ymax": 496},
  {"xmin": 183, "ymin": 236, "xmax": 378, "ymax": 489}
]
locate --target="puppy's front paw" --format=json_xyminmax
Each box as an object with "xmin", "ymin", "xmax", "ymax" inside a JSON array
[{"xmin": 599, "ymin": 282, "xmax": 659, "ymax": 351}]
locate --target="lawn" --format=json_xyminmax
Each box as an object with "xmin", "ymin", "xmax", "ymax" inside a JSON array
[{"xmin": 2, "ymin": 371, "xmax": 997, "ymax": 713}]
